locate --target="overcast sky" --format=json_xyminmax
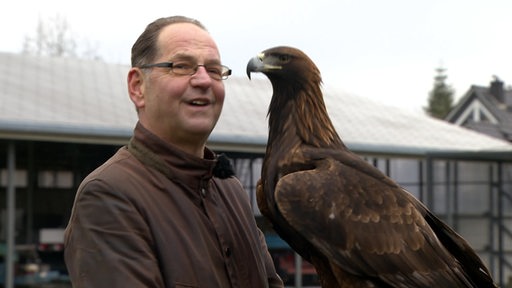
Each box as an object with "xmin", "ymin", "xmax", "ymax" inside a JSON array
[{"xmin": 2, "ymin": 0, "xmax": 512, "ymax": 111}]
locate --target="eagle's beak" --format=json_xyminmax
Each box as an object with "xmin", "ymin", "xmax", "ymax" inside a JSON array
[{"xmin": 246, "ymin": 53, "xmax": 265, "ymax": 80}]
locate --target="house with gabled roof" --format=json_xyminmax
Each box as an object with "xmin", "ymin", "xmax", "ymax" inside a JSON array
[
  {"xmin": 1, "ymin": 51, "xmax": 512, "ymax": 286},
  {"xmin": 445, "ymin": 76, "xmax": 512, "ymax": 141}
]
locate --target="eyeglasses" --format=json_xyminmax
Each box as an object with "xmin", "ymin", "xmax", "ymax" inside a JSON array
[{"xmin": 139, "ymin": 62, "xmax": 232, "ymax": 80}]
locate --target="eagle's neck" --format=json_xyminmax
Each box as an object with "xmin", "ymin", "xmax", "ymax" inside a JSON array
[
  {"xmin": 267, "ymin": 81, "xmax": 344, "ymax": 149},
  {"xmin": 261, "ymin": 78, "xmax": 343, "ymax": 266}
]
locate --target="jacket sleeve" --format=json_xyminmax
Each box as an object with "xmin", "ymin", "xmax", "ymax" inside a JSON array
[
  {"xmin": 257, "ymin": 229, "xmax": 285, "ymax": 288},
  {"xmin": 64, "ymin": 179, "xmax": 164, "ymax": 288}
]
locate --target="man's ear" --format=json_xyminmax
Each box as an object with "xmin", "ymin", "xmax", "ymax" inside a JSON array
[{"xmin": 128, "ymin": 68, "xmax": 145, "ymax": 109}]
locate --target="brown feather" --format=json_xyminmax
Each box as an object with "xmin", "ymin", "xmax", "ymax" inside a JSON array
[{"xmin": 247, "ymin": 46, "xmax": 498, "ymax": 287}]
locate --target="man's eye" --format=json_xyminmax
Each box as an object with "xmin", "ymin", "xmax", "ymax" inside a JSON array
[
  {"xmin": 173, "ymin": 63, "xmax": 193, "ymax": 70},
  {"xmin": 207, "ymin": 66, "xmax": 222, "ymax": 75}
]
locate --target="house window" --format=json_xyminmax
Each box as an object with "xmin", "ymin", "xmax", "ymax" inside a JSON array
[
  {"xmin": 38, "ymin": 170, "xmax": 73, "ymax": 188},
  {"xmin": 0, "ymin": 169, "xmax": 27, "ymax": 187},
  {"xmin": 455, "ymin": 100, "xmax": 498, "ymax": 125}
]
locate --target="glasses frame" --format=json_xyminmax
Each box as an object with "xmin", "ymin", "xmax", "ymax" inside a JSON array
[{"xmin": 139, "ymin": 62, "xmax": 232, "ymax": 80}]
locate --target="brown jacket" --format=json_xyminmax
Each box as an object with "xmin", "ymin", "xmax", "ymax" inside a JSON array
[{"xmin": 64, "ymin": 123, "xmax": 283, "ymax": 288}]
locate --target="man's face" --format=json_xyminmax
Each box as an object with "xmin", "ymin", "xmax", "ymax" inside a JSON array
[{"xmin": 129, "ymin": 23, "xmax": 226, "ymax": 155}]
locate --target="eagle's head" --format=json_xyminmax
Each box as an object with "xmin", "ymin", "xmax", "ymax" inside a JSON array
[
  {"xmin": 246, "ymin": 46, "xmax": 321, "ymax": 88},
  {"xmin": 245, "ymin": 46, "xmax": 340, "ymax": 148}
]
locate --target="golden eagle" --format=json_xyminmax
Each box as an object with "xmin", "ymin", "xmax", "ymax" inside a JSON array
[{"xmin": 246, "ymin": 46, "xmax": 497, "ymax": 287}]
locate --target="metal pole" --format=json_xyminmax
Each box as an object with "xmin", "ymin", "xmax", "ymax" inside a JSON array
[
  {"xmin": 425, "ymin": 156, "xmax": 434, "ymax": 209},
  {"xmin": 294, "ymin": 252, "xmax": 302, "ymax": 288},
  {"xmin": 446, "ymin": 161, "xmax": 454, "ymax": 227},
  {"xmin": 497, "ymin": 162, "xmax": 503, "ymax": 286},
  {"xmin": 453, "ymin": 162, "xmax": 459, "ymax": 231},
  {"xmin": 26, "ymin": 142, "xmax": 34, "ymax": 243},
  {"xmin": 5, "ymin": 142, "xmax": 16, "ymax": 288},
  {"xmin": 488, "ymin": 164, "xmax": 495, "ymax": 277},
  {"xmin": 418, "ymin": 159, "xmax": 424, "ymax": 203}
]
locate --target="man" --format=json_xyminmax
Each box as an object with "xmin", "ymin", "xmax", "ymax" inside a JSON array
[{"xmin": 64, "ymin": 16, "xmax": 283, "ymax": 288}]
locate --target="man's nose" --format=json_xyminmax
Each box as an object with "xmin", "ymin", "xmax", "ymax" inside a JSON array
[{"xmin": 191, "ymin": 65, "xmax": 213, "ymax": 85}]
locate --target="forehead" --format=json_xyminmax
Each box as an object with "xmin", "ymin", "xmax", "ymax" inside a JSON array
[{"xmin": 157, "ymin": 23, "xmax": 221, "ymax": 61}]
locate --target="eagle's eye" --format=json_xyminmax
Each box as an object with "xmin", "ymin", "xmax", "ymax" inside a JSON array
[{"xmin": 277, "ymin": 54, "xmax": 290, "ymax": 62}]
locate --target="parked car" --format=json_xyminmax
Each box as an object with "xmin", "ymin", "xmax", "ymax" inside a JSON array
[{"xmin": 0, "ymin": 244, "xmax": 67, "ymax": 287}]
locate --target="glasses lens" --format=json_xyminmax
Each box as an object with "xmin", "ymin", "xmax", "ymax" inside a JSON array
[
  {"xmin": 142, "ymin": 62, "xmax": 231, "ymax": 80},
  {"xmin": 171, "ymin": 63, "xmax": 196, "ymax": 75}
]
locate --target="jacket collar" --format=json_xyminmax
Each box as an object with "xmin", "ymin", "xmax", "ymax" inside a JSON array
[{"xmin": 130, "ymin": 122, "xmax": 217, "ymax": 188}]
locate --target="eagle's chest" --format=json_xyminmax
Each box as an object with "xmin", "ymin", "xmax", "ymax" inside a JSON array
[{"xmin": 263, "ymin": 139, "xmax": 304, "ymax": 187}]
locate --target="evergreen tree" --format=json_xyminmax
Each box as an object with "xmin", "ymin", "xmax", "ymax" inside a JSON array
[{"xmin": 425, "ymin": 67, "xmax": 454, "ymax": 119}]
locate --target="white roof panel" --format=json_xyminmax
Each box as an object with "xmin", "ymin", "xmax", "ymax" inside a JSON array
[{"xmin": 1, "ymin": 52, "xmax": 511, "ymax": 155}]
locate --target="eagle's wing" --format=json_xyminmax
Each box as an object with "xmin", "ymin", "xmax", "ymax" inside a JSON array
[{"xmin": 274, "ymin": 151, "xmax": 474, "ymax": 286}]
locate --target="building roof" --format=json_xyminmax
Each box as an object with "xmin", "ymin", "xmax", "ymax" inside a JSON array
[
  {"xmin": 446, "ymin": 82, "xmax": 512, "ymax": 142},
  {"xmin": 0, "ymin": 52, "xmax": 134, "ymax": 144},
  {"xmin": 2, "ymin": 51, "xmax": 512, "ymax": 156}
]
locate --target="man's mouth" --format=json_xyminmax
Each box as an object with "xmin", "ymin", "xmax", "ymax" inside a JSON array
[{"xmin": 190, "ymin": 100, "xmax": 209, "ymax": 106}]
